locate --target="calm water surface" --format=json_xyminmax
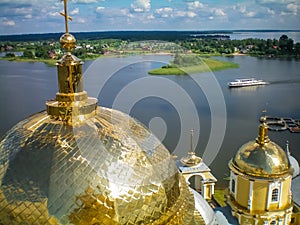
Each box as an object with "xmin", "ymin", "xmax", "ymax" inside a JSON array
[{"xmin": 0, "ymin": 56, "xmax": 299, "ymax": 187}]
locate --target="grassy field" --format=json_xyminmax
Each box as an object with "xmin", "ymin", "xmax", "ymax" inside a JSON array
[
  {"xmin": 148, "ymin": 57, "xmax": 239, "ymax": 75},
  {"xmin": 213, "ymin": 189, "xmax": 227, "ymax": 207},
  {"xmin": 0, "ymin": 54, "xmax": 101, "ymax": 66},
  {"xmin": 0, "ymin": 57, "xmax": 57, "ymax": 66}
]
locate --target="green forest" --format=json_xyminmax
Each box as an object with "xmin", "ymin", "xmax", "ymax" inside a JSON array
[{"xmin": 0, "ymin": 33, "xmax": 299, "ymax": 66}]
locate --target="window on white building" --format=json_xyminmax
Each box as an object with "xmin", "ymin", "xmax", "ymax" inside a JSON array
[
  {"xmin": 271, "ymin": 188, "xmax": 279, "ymax": 202},
  {"xmin": 231, "ymin": 179, "xmax": 235, "ymax": 193}
]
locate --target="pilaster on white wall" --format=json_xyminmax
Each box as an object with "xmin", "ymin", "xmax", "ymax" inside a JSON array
[
  {"xmin": 278, "ymin": 181, "xmax": 283, "ymax": 208},
  {"xmin": 248, "ymin": 180, "xmax": 253, "ymax": 211},
  {"xmin": 230, "ymin": 171, "xmax": 237, "ymax": 199}
]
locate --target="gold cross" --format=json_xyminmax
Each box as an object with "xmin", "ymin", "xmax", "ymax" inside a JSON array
[{"xmin": 60, "ymin": 0, "xmax": 73, "ymax": 33}]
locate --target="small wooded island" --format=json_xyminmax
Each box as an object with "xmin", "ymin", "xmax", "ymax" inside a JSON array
[{"xmin": 148, "ymin": 54, "xmax": 239, "ymax": 75}]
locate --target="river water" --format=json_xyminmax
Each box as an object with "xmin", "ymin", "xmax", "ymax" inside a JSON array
[{"xmin": 0, "ymin": 55, "xmax": 299, "ymax": 187}]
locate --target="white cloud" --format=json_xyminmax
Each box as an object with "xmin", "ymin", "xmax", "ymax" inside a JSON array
[
  {"xmin": 257, "ymin": 0, "xmax": 299, "ymax": 4},
  {"xmin": 154, "ymin": 7, "xmax": 197, "ymax": 19},
  {"xmin": 95, "ymin": 7, "xmax": 133, "ymax": 20},
  {"xmin": 267, "ymin": 8, "xmax": 275, "ymax": 15},
  {"xmin": 96, "ymin": 6, "xmax": 105, "ymax": 12},
  {"xmin": 188, "ymin": 1, "xmax": 205, "ymax": 10},
  {"xmin": 1, "ymin": 18, "xmax": 15, "ymax": 26},
  {"xmin": 155, "ymin": 7, "xmax": 173, "ymax": 18},
  {"xmin": 0, "ymin": 0, "xmax": 36, "ymax": 4},
  {"xmin": 71, "ymin": 0, "xmax": 98, "ymax": 3},
  {"xmin": 131, "ymin": 0, "xmax": 151, "ymax": 12},
  {"xmin": 213, "ymin": 8, "xmax": 226, "ymax": 16},
  {"xmin": 286, "ymin": 3, "xmax": 298, "ymax": 15},
  {"xmin": 15, "ymin": 7, "xmax": 32, "ymax": 14},
  {"xmin": 232, "ymin": 4, "xmax": 258, "ymax": 18},
  {"xmin": 187, "ymin": 11, "xmax": 197, "ymax": 18},
  {"xmin": 70, "ymin": 8, "xmax": 79, "ymax": 15},
  {"xmin": 147, "ymin": 14, "xmax": 155, "ymax": 20},
  {"xmin": 48, "ymin": 12, "xmax": 60, "ymax": 17},
  {"xmin": 175, "ymin": 10, "xmax": 197, "ymax": 18},
  {"xmin": 0, "ymin": 0, "xmax": 299, "ymax": 34},
  {"xmin": 233, "ymin": 5, "xmax": 247, "ymax": 13},
  {"xmin": 246, "ymin": 11, "xmax": 256, "ymax": 17},
  {"xmin": 24, "ymin": 14, "xmax": 33, "ymax": 19},
  {"xmin": 175, "ymin": 11, "xmax": 186, "ymax": 17},
  {"xmin": 77, "ymin": 17, "xmax": 86, "ymax": 23}
]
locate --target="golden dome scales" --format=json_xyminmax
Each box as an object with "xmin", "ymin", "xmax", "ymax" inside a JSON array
[{"xmin": 0, "ymin": 1, "xmax": 204, "ymax": 224}]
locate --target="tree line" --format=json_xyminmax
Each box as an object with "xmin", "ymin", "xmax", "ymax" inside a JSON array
[
  {"xmin": 1, "ymin": 34, "xmax": 299, "ymax": 60},
  {"xmin": 179, "ymin": 34, "xmax": 300, "ymax": 58}
]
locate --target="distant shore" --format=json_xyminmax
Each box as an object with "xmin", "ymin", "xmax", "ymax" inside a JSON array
[
  {"xmin": 0, "ymin": 54, "xmax": 106, "ymax": 66},
  {"xmin": 0, "ymin": 57, "xmax": 57, "ymax": 66},
  {"xmin": 0, "ymin": 53, "xmax": 239, "ymax": 75}
]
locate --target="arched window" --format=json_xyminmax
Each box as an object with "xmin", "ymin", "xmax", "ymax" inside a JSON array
[
  {"xmin": 231, "ymin": 179, "xmax": 235, "ymax": 193},
  {"xmin": 270, "ymin": 220, "xmax": 276, "ymax": 225},
  {"xmin": 271, "ymin": 188, "xmax": 279, "ymax": 202}
]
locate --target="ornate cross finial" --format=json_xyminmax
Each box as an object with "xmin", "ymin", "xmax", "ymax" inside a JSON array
[
  {"xmin": 261, "ymin": 109, "xmax": 267, "ymax": 123},
  {"xmin": 60, "ymin": 0, "xmax": 73, "ymax": 33}
]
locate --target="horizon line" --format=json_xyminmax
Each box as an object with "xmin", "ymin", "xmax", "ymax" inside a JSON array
[{"xmin": 1, "ymin": 29, "xmax": 300, "ymax": 37}]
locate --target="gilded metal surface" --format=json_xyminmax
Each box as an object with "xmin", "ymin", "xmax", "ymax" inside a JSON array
[
  {"xmin": 46, "ymin": 43, "xmax": 98, "ymax": 125},
  {"xmin": 180, "ymin": 130, "xmax": 202, "ymax": 166},
  {"xmin": 231, "ymin": 121, "xmax": 291, "ymax": 177},
  {"xmin": 0, "ymin": 107, "xmax": 203, "ymax": 224},
  {"xmin": 256, "ymin": 117, "xmax": 270, "ymax": 145},
  {"xmin": 61, "ymin": 0, "xmax": 72, "ymax": 32},
  {"xmin": 46, "ymin": 27, "xmax": 98, "ymax": 125},
  {"xmin": 56, "ymin": 54, "xmax": 83, "ymax": 94},
  {"xmin": 60, "ymin": 33, "xmax": 76, "ymax": 52},
  {"xmin": 181, "ymin": 152, "xmax": 202, "ymax": 166},
  {"xmin": 44, "ymin": 1, "xmax": 98, "ymax": 126},
  {"xmin": 46, "ymin": 52, "xmax": 98, "ymax": 125}
]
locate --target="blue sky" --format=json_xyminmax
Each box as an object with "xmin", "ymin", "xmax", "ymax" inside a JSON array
[{"xmin": 0, "ymin": 0, "xmax": 300, "ymax": 35}]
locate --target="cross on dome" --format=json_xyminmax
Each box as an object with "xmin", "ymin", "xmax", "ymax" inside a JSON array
[{"xmin": 60, "ymin": 0, "xmax": 73, "ymax": 34}]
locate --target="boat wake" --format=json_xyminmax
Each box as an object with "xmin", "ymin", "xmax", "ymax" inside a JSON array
[{"xmin": 268, "ymin": 78, "xmax": 300, "ymax": 85}]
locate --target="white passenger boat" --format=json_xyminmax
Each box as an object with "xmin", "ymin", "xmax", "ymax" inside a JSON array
[{"xmin": 228, "ymin": 78, "xmax": 268, "ymax": 88}]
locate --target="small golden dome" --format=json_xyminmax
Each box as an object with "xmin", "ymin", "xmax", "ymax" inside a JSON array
[
  {"xmin": 181, "ymin": 152, "xmax": 202, "ymax": 166},
  {"xmin": 231, "ymin": 140, "xmax": 291, "ymax": 177},
  {"xmin": 230, "ymin": 118, "xmax": 291, "ymax": 178},
  {"xmin": 180, "ymin": 130, "xmax": 202, "ymax": 166}
]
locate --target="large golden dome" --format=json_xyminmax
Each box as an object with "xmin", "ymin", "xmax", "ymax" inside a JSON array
[
  {"xmin": 0, "ymin": 107, "xmax": 197, "ymax": 224},
  {"xmin": 230, "ymin": 118, "xmax": 292, "ymax": 178}
]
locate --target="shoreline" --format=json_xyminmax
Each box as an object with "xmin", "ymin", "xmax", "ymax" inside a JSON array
[
  {"xmin": 148, "ymin": 57, "xmax": 239, "ymax": 75},
  {"xmin": 1, "ymin": 53, "xmax": 239, "ymax": 75},
  {"xmin": 0, "ymin": 54, "xmax": 118, "ymax": 66}
]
